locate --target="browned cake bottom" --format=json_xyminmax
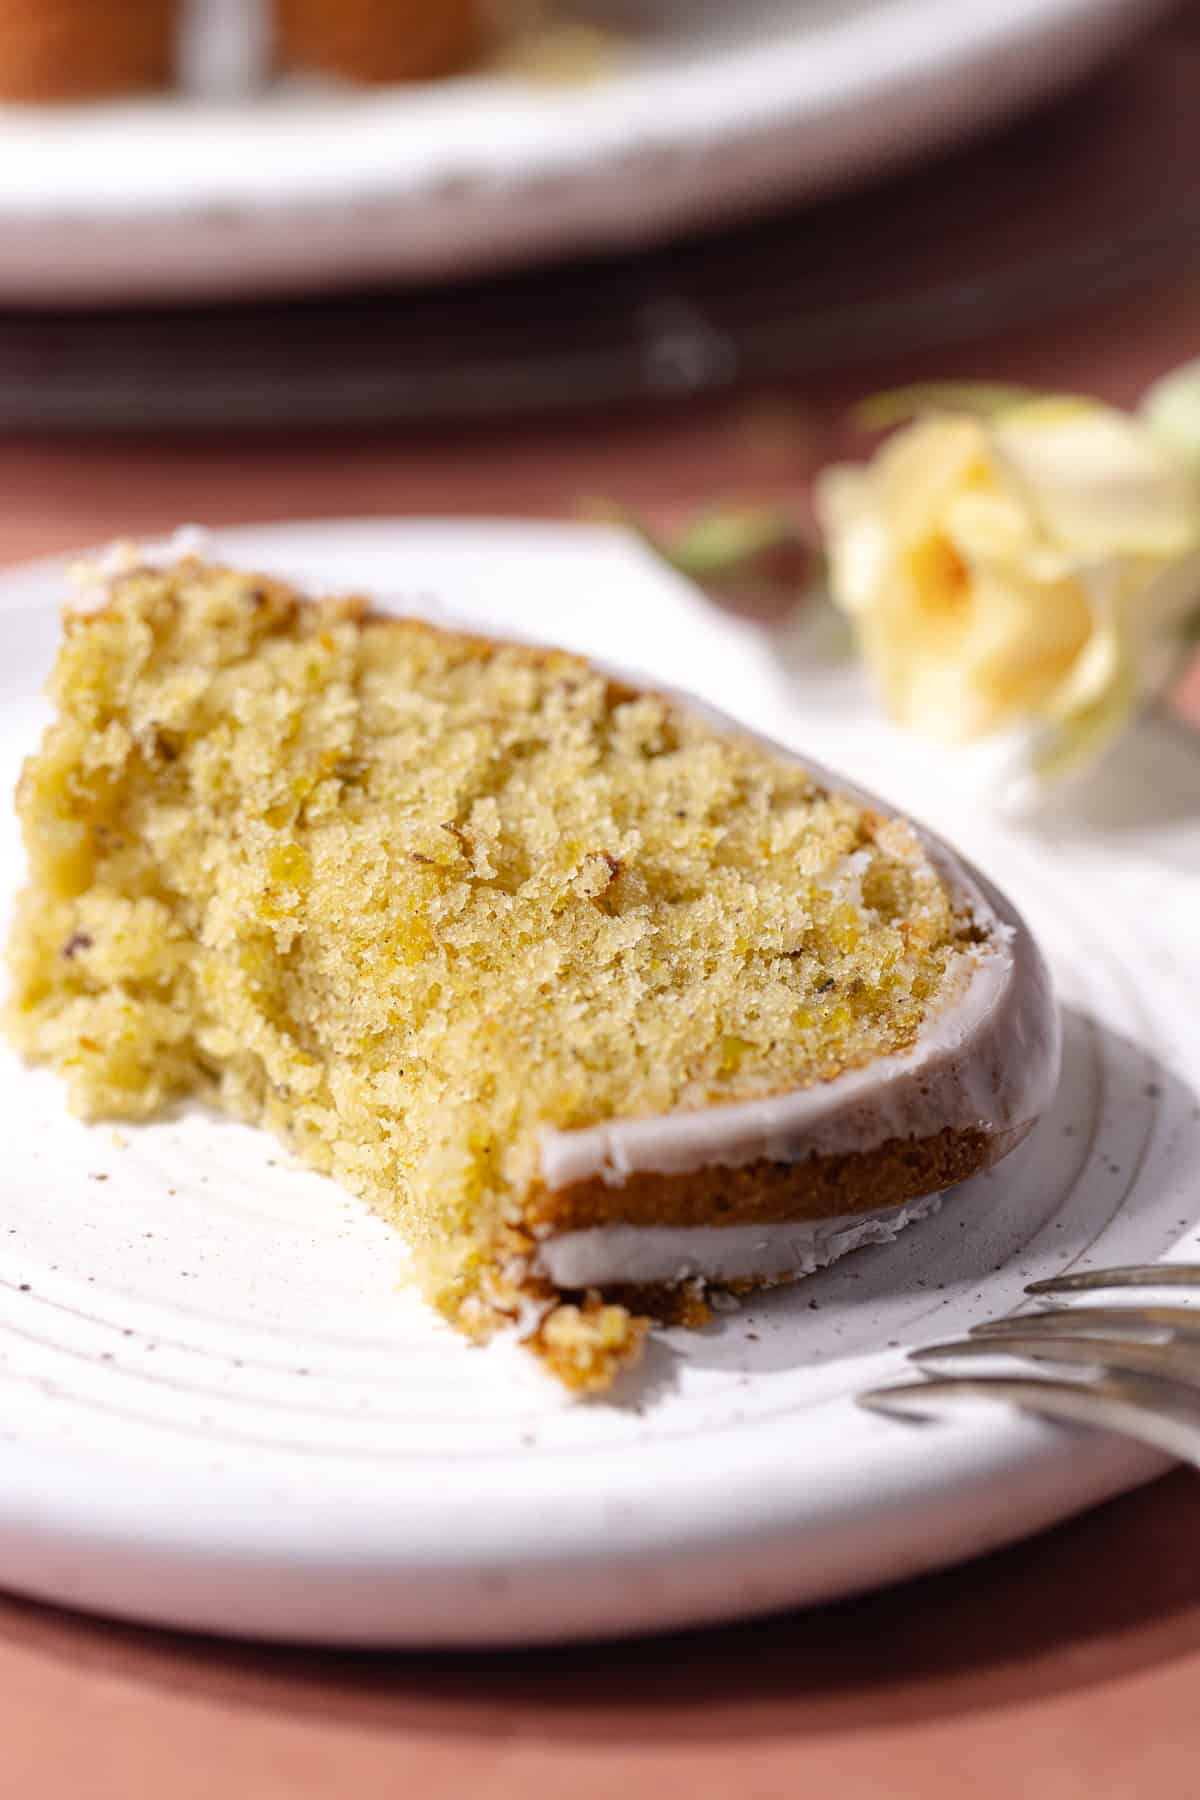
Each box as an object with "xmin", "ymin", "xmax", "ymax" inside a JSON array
[
  {"xmin": 526, "ymin": 1123, "xmax": 1023, "ymax": 1234},
  {"xmin": 516, "ymin": 1122, "xmax": 1033, "ymax": 1385}
]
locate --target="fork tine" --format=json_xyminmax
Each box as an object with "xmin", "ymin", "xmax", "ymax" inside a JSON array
[
  {"xmin": 973, "ymin": 1304, "xmax": 1200, "ymax": 1342},
  {"xmin": 912, "ymin": 1333, "xmax": 1200, "ymax": 1385},
  {"xmin": 1027, "ymin": 1265, "xmax": 1200, "ymax": 1297},
  {"xmin": 859, "ymin": 1371, "xmax": 1200, "ymax": 1462}
]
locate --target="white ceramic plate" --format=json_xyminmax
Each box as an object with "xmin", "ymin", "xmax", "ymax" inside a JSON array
[
  {"xmin": 2, "ymin": 518, "xmax": 1198, "ymax": 1647},
  {"xmin": 0, "ymin": 0, "xmax": 1173, "ymax": 305}
]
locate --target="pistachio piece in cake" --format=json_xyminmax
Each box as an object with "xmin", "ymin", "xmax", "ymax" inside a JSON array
[{"xmin": 4, "ymin": 551, "xmax": 1059, "ymax": 1391}]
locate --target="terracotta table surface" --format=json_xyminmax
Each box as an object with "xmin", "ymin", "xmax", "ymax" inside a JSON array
[
  {"xmin": 5, "ymin": 51, "xmax": 1200, "ymax": 1792},
  {"xmin": 2, "ymin": 258, "xmax": 1200, "ymax": 562}
]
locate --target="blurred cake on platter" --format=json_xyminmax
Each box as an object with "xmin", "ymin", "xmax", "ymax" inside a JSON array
[
  {"xmin": 0, "ymin": 0, "xmax": 608, "ymax": 101},
  {"xmin": 0, "ymin": 0, "xmax": 176, "ymax": 102},
  {"xmin": 275, "ymin": 0, "xmax": 481, "ymax": 84}
]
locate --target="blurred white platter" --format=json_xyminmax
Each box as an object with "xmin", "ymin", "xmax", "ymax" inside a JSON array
[
  {"xmin": 0, "ymin": 0, "xmax": 1173, "ymax": 305},
  {"xmin": 1, "ymin": 517, "xmax": 1198, "ymax": 1646}
]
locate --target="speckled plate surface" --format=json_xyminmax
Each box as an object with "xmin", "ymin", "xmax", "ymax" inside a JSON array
[
  {"xmin": 1, "ymin": 518, "xmax": 1198, "ymax": 1646},
  {"xmin": 0, "ymin": 0, "xmax": 1173, "ymax": 304}
]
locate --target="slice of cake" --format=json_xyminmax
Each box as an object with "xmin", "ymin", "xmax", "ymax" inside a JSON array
[{"xmin": 5, "ymin": 550, "xmax": 1059, "ymax": 1390}]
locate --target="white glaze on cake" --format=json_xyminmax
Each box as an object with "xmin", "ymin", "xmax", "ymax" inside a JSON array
[
  {"xmin": 534, "ymin": 708, "xmax": 1060, "ymax": 1290},
  {"xmin": 536, "ymin": 1193, "xmax": 945, "ymax": 1288}
]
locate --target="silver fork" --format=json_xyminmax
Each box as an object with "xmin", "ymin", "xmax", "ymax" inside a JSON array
[{"xmin": 858, "ymin": 1264, "xmax": 1200, "ymax": 1462}]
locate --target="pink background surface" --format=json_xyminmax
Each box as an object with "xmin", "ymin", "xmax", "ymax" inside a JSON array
[{"xmin": 3, "ymin": 1471, "xmax": 1199, "ymax": 1798}]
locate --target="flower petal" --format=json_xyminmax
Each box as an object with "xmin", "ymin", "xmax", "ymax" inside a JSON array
[
  {"xmin": 813, "ymin": 465, "xmax": 892, "ymax": 614},
  {"xmin": 875, "ymin": 416, "xmax": 989, "ymax": 548},
  {"xmin": 959, "ymin": 562, "xmax": 1094, "ymax": 729},
  {"xmin": 1029, "ymin": 634, "xmax": 1136, "ymax": 783},
  {"xmin": 853, "ymin": 573, "xmax": 991, "ymax": 742},
  {"xmin": 991, "ymin": 398, "xmax": 1200, "ymax": 558},
  {"xmin": 941, "ymin": 489, "xmax": 1036, "ymax": 565},
  {"xmin": 1142, "ymin": 356, "xmax": 1200, "ymax": 481}
]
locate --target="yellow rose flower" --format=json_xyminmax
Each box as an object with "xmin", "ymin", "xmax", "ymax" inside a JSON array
[{"xmin": 814, "ymin": 394, "xmax": 1200, "ymax": 780}]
